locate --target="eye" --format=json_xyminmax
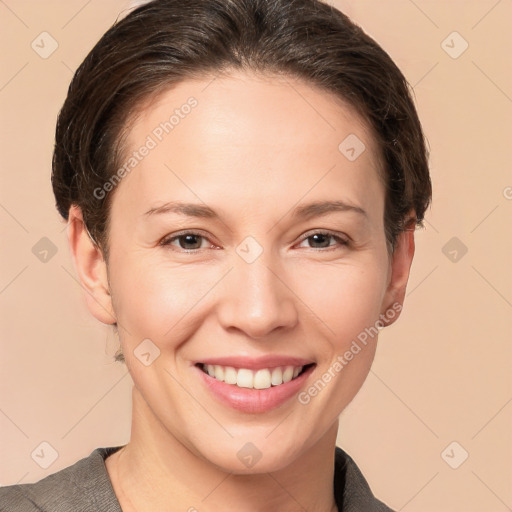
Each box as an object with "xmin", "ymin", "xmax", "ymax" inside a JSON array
[
  {"xmin": 159, "ymin": 229, "xmax": 349, "ymax": 253},
  {"xmin": 296, "ymin": 231, "xmax": 349, "ymax": 251},
  {"xmin": 159, "ymin": 231, "xmax": 216, "ymax": 252}
]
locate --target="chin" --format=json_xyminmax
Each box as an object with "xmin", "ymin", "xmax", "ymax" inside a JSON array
[{"xmin": 198, "ymin": 441, "xmax": 298, "ymax": 475}]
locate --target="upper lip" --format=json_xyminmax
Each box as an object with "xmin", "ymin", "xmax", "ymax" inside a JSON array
[{"xmin": 195, "ymin": 355, "xmax": 315, "ymax": 370}]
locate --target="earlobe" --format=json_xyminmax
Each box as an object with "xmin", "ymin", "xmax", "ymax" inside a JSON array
[
  {"xmin": 380, "ymin": 220, "xmax": 416, "ymax": 326},
  {"xmin": 67, "ymin": 205, "xmax": 116, "ymax": 325}
]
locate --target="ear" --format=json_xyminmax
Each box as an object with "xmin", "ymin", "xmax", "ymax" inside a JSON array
[
  {"xmin": 67, "ymin": 205, "xmax": 116, "ymax": 325},
  {"xmin": 380, "ymin": 216, "xmax": 416, "ymax": 327}
]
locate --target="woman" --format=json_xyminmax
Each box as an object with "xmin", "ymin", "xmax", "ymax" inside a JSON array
[{"xmin": 1, "ymin": 0, "xmax": 431, "ymax": 510}]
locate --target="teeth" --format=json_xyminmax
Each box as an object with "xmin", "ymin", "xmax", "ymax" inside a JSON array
[
  {"xmin": 237, "ymin": 369, "xmax": 253, "ymax": 388},
  {"xmin": 271, "ymin": 367, "xmax": 282, "ymax": 386},
  {"xmin": 282, "ymin": 366, "xmax": 294, "ymax": 383},
  {"xmin": 214, "ymin": 365, "xmax": 224, "ymax": 381},
  {"xmin": 203, "ymin": 364, "xmax": 306, "ymax": 389},
  {"xmin": 253, "ymin": 369, "xmax": 271, "ymax": 390},
  {"xmin": 224, "ymin": 366, "xmax": 237, "ymax": 384}
]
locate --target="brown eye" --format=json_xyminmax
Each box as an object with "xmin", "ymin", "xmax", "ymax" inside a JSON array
[
  {"xmin": 297, "ymin": 231, "xmax": 349, "ymax": 250},
  {"xmin": 160, "ymin": 231, "xmax": 211, "ymax": 251}
]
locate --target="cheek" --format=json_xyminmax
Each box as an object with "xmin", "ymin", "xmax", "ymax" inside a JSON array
[
  {"xmin": 109, "ymin": 258, "xmax": 217, "ymax": 341},
  {"xmin": 294, "ymin": 259, "xmax": 389, "ymax": 344},
  {"xmin": 291, "ymin": 262, "xmax": 387, "ymax": 423}
]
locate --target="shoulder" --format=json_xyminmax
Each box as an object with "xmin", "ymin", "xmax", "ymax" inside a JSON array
[
  {"xmin": 0, "ymin": 446, "xmax": 124, "ymax": 512},
  {"xmin": 334, "ymin": 445, "xmax": 395, "ymax": 512}
]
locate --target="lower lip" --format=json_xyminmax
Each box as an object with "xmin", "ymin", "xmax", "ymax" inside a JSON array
[{"xmin": 195, "ymin": 364, "xmax": 316, "ymax": 414}]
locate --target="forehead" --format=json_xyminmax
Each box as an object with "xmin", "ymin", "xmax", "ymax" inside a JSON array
[
  {"xmin": 111, "ymin": 70, "xmax": 384, "ymax": 222},
  {"xmin": 127, "ymin": 70, "xmax": 378, "ymax": 154}
]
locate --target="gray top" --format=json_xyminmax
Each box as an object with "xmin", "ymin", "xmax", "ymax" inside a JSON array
[{"xmin": 0, "ymin": 445, "xmax": 394, "ymax": 511}]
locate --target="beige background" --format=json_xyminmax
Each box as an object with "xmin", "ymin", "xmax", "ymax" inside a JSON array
[{"xmin": 1, "ymin": 0, "xmax": 511, "ymax": 510}]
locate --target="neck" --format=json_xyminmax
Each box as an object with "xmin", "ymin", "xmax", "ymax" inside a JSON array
[{"xmin": 106, "ymin": 386, "xmax": 339, "ymax": 512}]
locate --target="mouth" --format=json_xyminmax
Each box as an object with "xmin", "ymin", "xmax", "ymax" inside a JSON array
[
  {"xmin": 195, "ymin": 362, "xmax": 316, "ymax": 389},
  {"xmin": 194, "ymin": 360, "xmax": 317, "ymax": 414}
]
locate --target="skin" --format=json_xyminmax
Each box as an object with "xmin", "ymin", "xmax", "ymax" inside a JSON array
[{"xmin": 67, "ymin": 70, "xmax": 415, "ymax": 512}]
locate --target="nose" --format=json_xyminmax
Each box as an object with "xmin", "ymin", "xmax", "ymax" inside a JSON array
[{"xmin": 216, "ymin": 251, "xmax": 299, "ymax": 339}]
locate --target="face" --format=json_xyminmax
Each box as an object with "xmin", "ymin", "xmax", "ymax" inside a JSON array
[{"xmin": 73, "ymin": 70, "xmax": 412, "ymax": 473}]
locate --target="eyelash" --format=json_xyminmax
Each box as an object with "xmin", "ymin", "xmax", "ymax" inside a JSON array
[{"xmin": 159, "ymin": 230, "xmax": 349, "ymax": 253}]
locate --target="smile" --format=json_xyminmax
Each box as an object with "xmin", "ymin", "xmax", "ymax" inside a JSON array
[
  {"xmin": 195, "ymin": 360, "xmax": 317, "ymax": 413},
  {"xmin": 198, "ymin": 363, "xmax": 314, "ymax": 389}
]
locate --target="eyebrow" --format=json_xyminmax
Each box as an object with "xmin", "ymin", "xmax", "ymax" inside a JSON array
[{"xmin": 143, "ymin": 200, "xmax": 367, "ymax": 221}]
